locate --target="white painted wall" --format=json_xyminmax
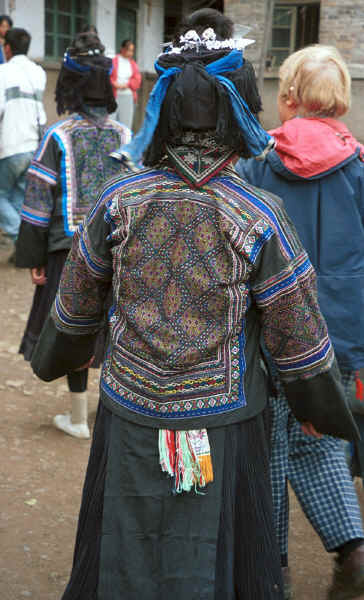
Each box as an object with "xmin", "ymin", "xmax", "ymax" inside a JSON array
[
  {"xmin": 94, "ymin": 0, "xmax": 116, "ymax": 57},
  {"xmin": 3, "ymin": 0, "xmax": 165, "ymax": 68},
  {"xmin": 137, "ymin": 0, "xmax": 164, "ymax": 72},
  {"xmin": 6, "ymin": 0, "xmax": 45, "ymax": 59}
]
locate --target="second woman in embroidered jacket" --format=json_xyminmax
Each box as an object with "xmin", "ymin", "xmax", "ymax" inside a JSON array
[
  {"xmin": 15, "ymin": 32, "xmax": 131, "ymax": 439},
  {"xmin": 31, "ymin": 10, "xmax": 358, "ymax": 600}
]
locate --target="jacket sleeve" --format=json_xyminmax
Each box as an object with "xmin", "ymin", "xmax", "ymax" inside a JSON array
[
  {"xmin": 31, "ymin": 190, "xmax": 114, "ymax": 381},
  {"xmin": 235, "ymin": 157, "xmax": 265, "ymax": 187},
  {"xmin": 128, "ymin": 59, "xmax": 142, "ymax": 93},
  {"xmin": 0, "ymin": 65, "xmax": 6, "ymax": 119},
  {"xmin": 16, "ymin": 133, "xmax": 60, "ymax": 268},
  {"xmin": 244, "ymin": 207, "xmax": 359, "ymax": 441}
]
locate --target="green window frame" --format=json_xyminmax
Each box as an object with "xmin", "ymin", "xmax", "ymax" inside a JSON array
[
  {"xmin": 45, "ymin": 0, "xmax": 91, "ymax": 60},
  {"xmin": 269, "ymin": 5, "xmax": 297, "ymax": 68},
  {"xmin": 268, "ymin": 2, "xmax": 320, "ymax": 69}
]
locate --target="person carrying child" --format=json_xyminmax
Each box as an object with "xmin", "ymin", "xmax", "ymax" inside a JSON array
[{"xmin": 237, "ymin": 45, "xmax": 364, "ymax": 600}]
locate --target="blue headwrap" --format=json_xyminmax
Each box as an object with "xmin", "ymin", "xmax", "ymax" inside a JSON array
[
  {"xmin": 63, "ymin": 52, "xmax": 92, "ymax": 73},
  {"xmin": 115, "ymin": 49, "xmax": 272, "ymax": 165},
  {"xmin": 63, "ymin": 51, "xmax": 114, "ymax": 75}
]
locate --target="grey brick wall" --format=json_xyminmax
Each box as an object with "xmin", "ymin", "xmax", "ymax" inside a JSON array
[
  {"xmin": 224, "ymin": 0, "xmax": 266, "ymax": 67},
  {"xmin": 320, "ymin": 0, "xmax": 364, "ymax": 69},
  {"xmin": 225, "ymin": 0, "xmax": 364, "ymax": 72}
]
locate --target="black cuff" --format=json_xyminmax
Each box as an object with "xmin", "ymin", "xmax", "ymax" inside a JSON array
[
  {"xmin": 31, "ymin": 314, "xmax": 97, "ymax": 382},
  {"xmin": 16, "ymin": 221, "xmax": 48, "ymax": 268},
  {"xmin": 284, "ymin": 363, "xmax": 360, "ymax": 442}
]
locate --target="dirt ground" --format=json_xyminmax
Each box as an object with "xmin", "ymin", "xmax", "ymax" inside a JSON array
[{"xmin": 1, "ymin": 242, "xmax": 364, "ymax": 600}]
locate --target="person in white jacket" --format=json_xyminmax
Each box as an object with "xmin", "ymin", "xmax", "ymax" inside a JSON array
[{"xmin": 0, "ymin": 27, "xmax": 46, "ymax": 251}]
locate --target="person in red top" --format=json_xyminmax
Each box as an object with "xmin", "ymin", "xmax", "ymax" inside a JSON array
[{"xmin": 110, "ymin": 39, "xmax": 141, "ymax": 130}]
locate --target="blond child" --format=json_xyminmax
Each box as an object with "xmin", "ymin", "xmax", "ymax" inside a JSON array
[{"xmin": 237, "ymin": 45, "xmax": 364, "ymax": 600}]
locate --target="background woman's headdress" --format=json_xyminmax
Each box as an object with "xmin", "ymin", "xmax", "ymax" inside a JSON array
[{"xmin": 56, "ymin": 32, "xmax": 116, "ymax": 115}]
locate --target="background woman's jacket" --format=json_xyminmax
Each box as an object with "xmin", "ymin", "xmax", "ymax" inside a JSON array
[{"xmin": 110, "ymin": 56, "xmax": 141, "ymax": 103}]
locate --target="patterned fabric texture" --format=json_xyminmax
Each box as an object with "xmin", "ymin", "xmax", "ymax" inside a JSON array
[
  {"xmin": 51, "ymin": 166, "xmax": 336, "ymax": 427},
  {"xmin": 270, "ymin": 370, "xmax": 364, "ymax": 556},
  {"xmin": 165, "ymin": 130, "xmax": 235, "ymax": 187},
  {"xmin": 21, "ymin": 114, "xmax": 131, "ymax": 244},
  {"xmin": 59, "ymin": 403, "xmax": 284, "ymax": 600}
]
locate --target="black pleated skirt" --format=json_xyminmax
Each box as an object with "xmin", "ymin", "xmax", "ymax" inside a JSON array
[
  {"xmin": 60, "ymin": 401, "xmax": 283, "ymax": 600},
  {"xmin": 19, "ymin": 250, "xmax": 107, "ymax": 368}
]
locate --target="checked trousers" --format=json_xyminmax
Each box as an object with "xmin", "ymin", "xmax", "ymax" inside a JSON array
[{"xmin": 270, "ymin": 370, "xmax": 364, "ymax": 557}]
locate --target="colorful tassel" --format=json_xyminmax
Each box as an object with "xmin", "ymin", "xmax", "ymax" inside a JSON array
[
  {"xmin": 159, "ymin": 429, "xmax": 175, "ymax": 477},
  {"xmin": 159, "ymin": 428, "xmax": 214, "ymax": 494},
  {"xmin": 356, "ymin": 371, "xmax": 364, "ymax": 401}
]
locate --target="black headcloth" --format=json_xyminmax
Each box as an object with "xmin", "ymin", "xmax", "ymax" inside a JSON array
[
  {"xmin": 144, "ymin": 48, "xmax": 262, "ymax": 166},
  {"xmin": 55, "ymin": 32, "xmax": 116, "ymax": 115}
]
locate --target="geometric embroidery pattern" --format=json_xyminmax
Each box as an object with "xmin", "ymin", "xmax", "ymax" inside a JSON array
[{"xmin": 53, "ymin": 167, "xmax": 334, "ymax": 421}]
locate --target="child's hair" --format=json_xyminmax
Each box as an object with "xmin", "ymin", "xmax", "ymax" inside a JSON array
[{"xmin": 278, "ymin": 45, "xmax": 351, "ymax": 118}]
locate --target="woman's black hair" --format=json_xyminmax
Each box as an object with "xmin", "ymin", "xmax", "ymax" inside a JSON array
[
  {"xmin": 0, "ymin": 15, "xmax": 13, "ymax": 29},
  {"xmin": 174, "ymin": 8, "xmax": 234, "ymax": 43},
  {"xmin": 121, "ymin": 39, "xmax": 134, "ymax": 49},
  {"xmin": 55, "ymin": 32, "xmax": 116, "ymax": 115},
  {"xmin": 143, "ymin": 10, "xmax": 262, "ymax": 166},
  {"xmin": 81, "ymin": 24, "xmax": 98, "ymax": 35},
  {"xmin": 4, "ymin": 28, "xmax": 30, "ymax": 55}
]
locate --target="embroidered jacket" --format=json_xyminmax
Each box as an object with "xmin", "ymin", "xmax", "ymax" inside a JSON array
[
  {"xmin": 33, "ymin": 163, "xmax": 357, "ymax": 437},
  {"xmin": 16, "ymin": 111, "xmax": 131, "ymax": 267}
]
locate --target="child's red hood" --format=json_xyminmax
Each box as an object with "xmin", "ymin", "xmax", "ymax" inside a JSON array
[{"xmin": 269, "ymin": 118, "xmax": 364, "ymax": 178}]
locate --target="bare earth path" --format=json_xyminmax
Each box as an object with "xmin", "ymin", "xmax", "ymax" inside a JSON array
[{"xmin": 1, "ymin": 244, "xmax": 364, "ymax": 600}]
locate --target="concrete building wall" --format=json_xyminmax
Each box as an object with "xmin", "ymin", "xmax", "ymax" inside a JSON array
[
  {"xmin": 137, "ymin": 0, "xmax": 164, "ymax": 72},
  {"xmin": 5, "ymin": 0, "xmax": 45, "ymax": 59},
  {"xmin": 320, "ymin": 0, "xmax": 364, "ymax": 67},
  {"xmin": 93, "ymin": 0, "xmax": 116, "ymax": 57},
  {"xmin": 224, "ymin": 0, "xmax": 265, "ymax": 67},
  {"xmin": 133, "ymin": 0, "xmax": 164, "ymax": 130}
]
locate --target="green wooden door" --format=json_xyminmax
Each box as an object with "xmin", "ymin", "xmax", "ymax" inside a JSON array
[{"xmin": 116, "ymin": 0, "xmax": 138, "ymax": 52}]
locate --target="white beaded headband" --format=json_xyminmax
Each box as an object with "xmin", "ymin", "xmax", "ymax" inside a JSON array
[{"xmin": 164, "ymin": 27, "xmax": 255, "ymax": 55}]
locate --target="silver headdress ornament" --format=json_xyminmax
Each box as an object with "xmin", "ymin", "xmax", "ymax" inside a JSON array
[{"xmin": 163, "ymin": 26, "xmax": 255, "ymax": 55}]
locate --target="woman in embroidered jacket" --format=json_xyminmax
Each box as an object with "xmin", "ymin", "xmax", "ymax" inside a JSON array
[
  {"xmin": 31, "ymin": 10, "xmax": 357, "ymax": 600},
  {"xmin": 15, "ymin": 32, "xmax": 131, "ymax": 439}
]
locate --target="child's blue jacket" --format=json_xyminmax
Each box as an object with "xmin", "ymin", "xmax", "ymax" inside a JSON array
[{"xmin": 237, "ymin": 117, "xmax": 364, "ymax": 370}]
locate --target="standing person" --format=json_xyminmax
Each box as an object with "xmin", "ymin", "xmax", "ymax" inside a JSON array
[
  {"xmin": 32, "ymin": 11, "xmax": 358, "ymax": 600},
  {"xmin": 0, "ymin": 15, "xmax": 12, "ymax": 64},
  {"xmin": 16, "ymin": 32, "xmax": 131, "ymax": 439},
  {"xmin": 110, "ymin": 39, "xmax": 141, "ymax": 129},
  {"xmin": 237, "ymin": 45, "xmax": 364, "ymax": 600},
  {"xmin": 0, "ymin": 27, "xmax": 46, "ymax": 257},
  {"xmin": 81, "ymin": 24, "xmax": 98, "ymax": 34}
]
